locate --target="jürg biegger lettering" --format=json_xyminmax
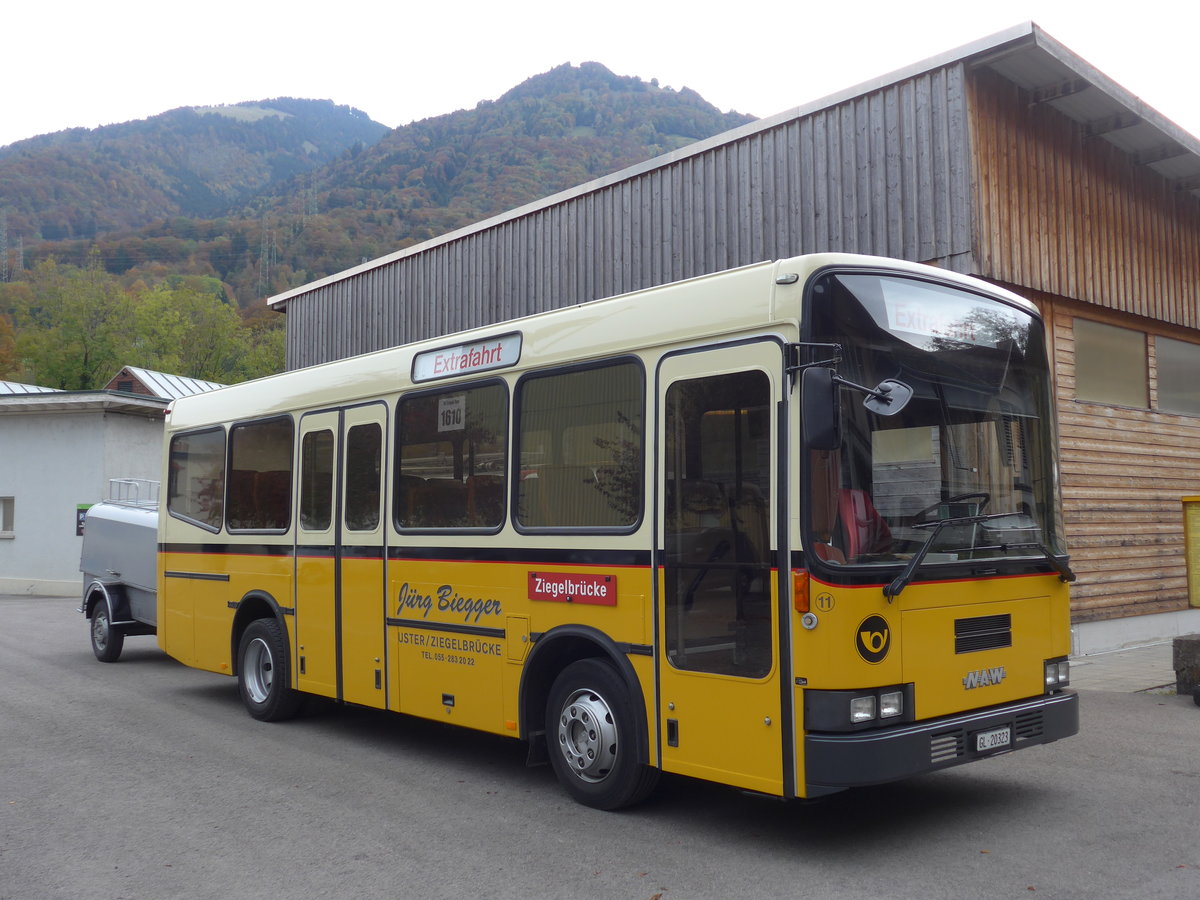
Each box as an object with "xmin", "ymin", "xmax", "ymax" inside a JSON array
[{"xmin": 396, "ymin": 582, "xmax": 502, "ymax": 623}]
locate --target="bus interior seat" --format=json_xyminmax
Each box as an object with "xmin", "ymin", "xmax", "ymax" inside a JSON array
[
  {"xmin": 838, "ymin": 488, "xmax": 892, "ymax": 559},
  {"xmin": 466, "ymin": 474, "xmax": 504, "ymax": 526}
]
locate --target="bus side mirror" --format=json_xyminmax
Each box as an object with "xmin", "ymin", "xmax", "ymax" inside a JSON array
[{"xmin": 802, "ymin": 367, "xmax": 841, "ymax": 451}]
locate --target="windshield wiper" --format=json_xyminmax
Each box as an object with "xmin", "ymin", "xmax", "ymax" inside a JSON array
[{"xmin": 883, "ymin": 513, "xmax": 1075, "ymax": 602}]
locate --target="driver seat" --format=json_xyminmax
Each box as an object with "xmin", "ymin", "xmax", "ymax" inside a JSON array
[{"xmin": 838, "ymin": 489, "xmax": 893, "ymax": 559}]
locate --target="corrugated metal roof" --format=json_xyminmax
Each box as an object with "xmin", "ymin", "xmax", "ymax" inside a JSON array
[
  {"xmin": 117, "ymin": 366, "xmax": 224, "ymax": 399},
  {"xmin": 0, "ymin": 381, "xmax": 60, "ymax": 395},
  {"xmin": 267, "ymin": 21, "xmax": 1200, "ymax": 313}
]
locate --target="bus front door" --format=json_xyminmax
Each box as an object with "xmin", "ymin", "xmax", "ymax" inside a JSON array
[{"xmin": 656, "ymin": 342, "xmax": 788, "ymax": 796}]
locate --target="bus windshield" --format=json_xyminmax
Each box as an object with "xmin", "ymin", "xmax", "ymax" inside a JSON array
[{"xmin": 804, "ymin": 270, "xmax": 1063, "ymax": 569}]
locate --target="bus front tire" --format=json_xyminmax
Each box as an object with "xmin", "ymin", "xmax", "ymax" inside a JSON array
[
  {"xmin": 90, "ymin": 604, "xmax": 124, "ymax": 663},
  {"xmin": 237, "ymin": 618, "xmax": 302, "ymax": 722},
  {"xmin": 546, "ymin": 658, "xmax": 658, "ymax": 810}
]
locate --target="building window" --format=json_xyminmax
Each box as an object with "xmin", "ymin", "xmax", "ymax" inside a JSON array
[
  {"xmin": 1074, "ymin": 319, "xmax": 1147, "ymax": 408},
  {"xmin": 0, "ymin": 497, "xmax": 13, "ymax": 538},
  {"xmin": 1156, "ymin": 336, "xmax": 1200, "ymax": 416}
]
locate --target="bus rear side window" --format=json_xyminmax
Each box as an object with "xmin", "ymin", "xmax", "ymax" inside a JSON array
[
  {"xmin": 517, "ymin": 361, "xmax": 643, "ymax": 529},
  {"xmin": 227, "ymin": 418, "xmax": 294, "ymax": 531},
  {"xmin": 167, "ymin": 428, "xmax": 226, "ymax": 531}
]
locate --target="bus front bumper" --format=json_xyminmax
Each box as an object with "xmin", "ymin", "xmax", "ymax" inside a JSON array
[{"xmin": 804, "ymin": 690, "xmax": 1079, "ymax": 797}]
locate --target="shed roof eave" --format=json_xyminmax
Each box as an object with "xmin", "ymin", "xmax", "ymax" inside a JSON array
[{"xmin": 0, "ymin": 390, "xmax": 169, "ymax": 418}]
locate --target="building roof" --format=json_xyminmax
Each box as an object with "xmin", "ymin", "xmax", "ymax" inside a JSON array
[
  {"xmin": 0, "ymin": 380, "xmax": 60, "ymax": 395},
  {"xmin": 107, "ymin": 366, "xmax": 225, "ymax": 399},
  {"xmin": 268, "ymin": 21, "xmax": 1200, "ymax": 313},
  {"xmin": 0, "ymin": 390, "xmax": 168, "ymax": 418}
]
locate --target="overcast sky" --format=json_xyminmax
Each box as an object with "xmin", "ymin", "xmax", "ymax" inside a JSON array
[{"xmin": 3, "ymin": 1, "xmax": 1197, "ymax": 150}]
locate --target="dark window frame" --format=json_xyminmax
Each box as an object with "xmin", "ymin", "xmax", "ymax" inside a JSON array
[
  {"xmin": 226, "ymin": 415, "xmax": 295, "ymax": 534},
  {"xmin": 394, "ymin": 378, "xmax": 510, "ymax": 534},
  {"xmin": 513, "ymin": 356, "xmax": 646, "ymax": 535},
  {"xmin": 166, "ymin": 426, "xmax": 227, "ymax": 533}
]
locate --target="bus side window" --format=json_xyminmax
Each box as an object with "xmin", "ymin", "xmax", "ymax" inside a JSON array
[
  {"xmin": 167, "ymin": 427, "xmax": 226, "ymax": 532},
  {"xmin": 516, "ymin": 361, "xmax": 643, "ymax": 530},
  {"xmin": 227, "ymin": 417, "xmax": 294, "ymax": 532},
  {"xmin": 345, "ymin": 423, "xmax": 382, "ymax": 531},
  {"xmin": 396, "ymin": 382, "xmax": 508, "ymax": 530}
]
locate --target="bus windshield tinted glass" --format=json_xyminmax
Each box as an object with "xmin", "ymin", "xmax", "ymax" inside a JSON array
[{"xmin": 805, "ymin": 271, "xmax": 1063, "ymax": 568}]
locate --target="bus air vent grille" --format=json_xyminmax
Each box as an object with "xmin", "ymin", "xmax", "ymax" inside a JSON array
[
  {"xmin": 1014, "ymin": 709, "xmax": 1044, "ymax": 742},
  {"xmin": 955, "ymin": 614, "xmax": 1012, "ymax": 654},
  {"xmin": 930, "ymin": 731, "xmax": 963, "ymax": 764}
]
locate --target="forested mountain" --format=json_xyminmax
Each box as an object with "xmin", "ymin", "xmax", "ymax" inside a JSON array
[
  {"xmin": 2, "ymin": 63, "xmax": 752, "ymax": 308},
  {"xmin": 0, "ymin": 98, "xmax": 389, "ymax": 240},
  {"xmin": 0, "ymin": 63, "xmax": 753, "ymax": 387}
]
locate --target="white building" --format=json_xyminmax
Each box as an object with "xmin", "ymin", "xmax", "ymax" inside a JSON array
[{"xmin": 0, "ymin": 372, "xmax": 221, "ymax": 595}]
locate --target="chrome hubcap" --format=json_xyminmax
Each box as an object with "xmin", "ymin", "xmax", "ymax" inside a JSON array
[
  {"xmin": 557, "ymin": 687, "xmax": 618, "ymax": 783},
  {"xmin": 244, "ymin": 637, "xmax": 274, "ymax": 704}
]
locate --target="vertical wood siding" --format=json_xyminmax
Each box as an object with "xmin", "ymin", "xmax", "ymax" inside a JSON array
[
  {"xmin": 973, "ymin": 70, "xmax": 1200, "ymax": 622},
  {"xmin": 284, "ymin": 66, "xmax": 974, "ymax": 369},
  {"xmin": 970, "ymin": 68, "xmax": 1200, "ymax": 327}
]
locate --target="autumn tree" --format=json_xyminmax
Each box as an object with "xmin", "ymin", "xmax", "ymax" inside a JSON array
[
  {"xmin": 12, "ymin": 257, "xmax": 132, "ymax": 389},
  {"xmin": 0, "ymin": 313, "xmax": 18, "ymax": 380},
  {"xmin": 130, "ymin": 282, "xmax": 250, "ymax": 381}
]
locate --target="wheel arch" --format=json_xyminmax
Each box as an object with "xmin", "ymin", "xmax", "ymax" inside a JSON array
[
  {"xmin": 518, "ymin": 624, "xmax": 651, "ymax": 767},
  {"xmin": 229, "ymin": 590, "xmax": 288, "ymax": 676},
  {"xmin": 83, "ymin": 581, "xmax": 129, "ymax": 622}
]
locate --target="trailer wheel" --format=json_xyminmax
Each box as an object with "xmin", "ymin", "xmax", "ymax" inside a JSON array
[
  {"xmin": 90, "ymin": 603, "xmax": 124, "ymax": 663},
  {"xmin": 546, "ymin": 658, "xmax": 658, "ymax": 809},
  {"xmin": 237, "ymin": 618, "xmax": 302, "ymax": 722}
]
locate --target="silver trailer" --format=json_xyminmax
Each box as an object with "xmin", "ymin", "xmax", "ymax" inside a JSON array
[{"xmin": 79, "ymin": 480, "xmax": 159, "ymax": 662}]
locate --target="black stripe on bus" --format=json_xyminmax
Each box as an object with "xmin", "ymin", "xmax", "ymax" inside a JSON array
[
  {"xmin": 527, "ymin": 631, "xmax": 653, "ymax": 657},
  {"xmin": 164, "ymin": 570, "xmax": 231, "ymax": 581},
  {"xmin": 387, "ymin": 546, "xmax": 651, "ymax": 567},
  {"xmin": 385, "ymin": 617, "xmax": 506, "ymax": 639},
  {"xmin": 160, "ymin": 543, "xmax": 295, "ymax": 557},
  {"xmin": 225, "ymin": 600, "xmax": 295, "ymax": 616},
  {"xmin": 342, "ymin": 545, "xmax": 386, "ymax": 560}
]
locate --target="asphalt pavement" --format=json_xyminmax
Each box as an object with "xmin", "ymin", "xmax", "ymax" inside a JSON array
[{"xmin": 3, "ymin": 593, "xmax": 1199, "ymax": 900}]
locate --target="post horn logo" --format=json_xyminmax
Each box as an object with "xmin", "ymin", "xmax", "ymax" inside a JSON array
[{"xmin": 856, "ymin": 615, "xmax": 891, "ymax": 663}]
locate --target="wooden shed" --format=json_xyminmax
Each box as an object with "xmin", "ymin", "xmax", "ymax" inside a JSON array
[{"xmin": 269, "ymin": 22, "xmax": 1200, "ymax": 630}]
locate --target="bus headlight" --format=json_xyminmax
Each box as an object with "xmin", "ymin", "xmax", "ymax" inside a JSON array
[
  {"xmin": 804, "ymin": 684, "xmax": 914, "ymax": 731},
  {"xmin": 1044, "ymin": 658, "xmax": 1070, "ymax": 691},
  {"xmin": 879, "ymin": 690, "xmax": 904, "ymax": 718},
  {"xmin": 850, "ymin": 696, "xmax": 876, "ymax": 723}
]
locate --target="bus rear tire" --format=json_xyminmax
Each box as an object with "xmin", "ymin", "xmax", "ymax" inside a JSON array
[
  {"xmin": 546, "ymin": 658, "xmax": 659, "ymax": 810},
  {"xmin": 237, "ymin": 618, "xmax": 302, "ymax": 722},
  {"xmin": 90, "ymin": 604, "xmax": 124, "ymax": 663}
]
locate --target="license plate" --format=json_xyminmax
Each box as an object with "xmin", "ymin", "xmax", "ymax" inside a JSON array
[{"xmin": 975, "ymin": 726, "xmax": 1011, "ymax": 752}]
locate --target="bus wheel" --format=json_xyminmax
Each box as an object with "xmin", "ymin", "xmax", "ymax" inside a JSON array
[
  {"xmin": 546, "ymin": 658, "xmax": 658, "ymax": 809},
  {"xmin": 90, "ymin": 604, "xmax": 124, "ymax": 663},
  {"xmin": 237, "ymin": 619, "xmax": 302, "ymax": 722}
]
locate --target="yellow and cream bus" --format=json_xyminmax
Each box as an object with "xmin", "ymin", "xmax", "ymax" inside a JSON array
[{"xmin": 157, "ymin": 253, "xmax": 1078, "ymax": 809}]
